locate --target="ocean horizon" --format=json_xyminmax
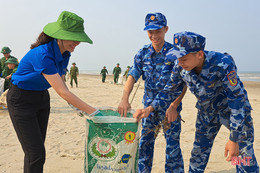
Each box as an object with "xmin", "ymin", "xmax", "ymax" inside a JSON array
[
  {"xmin": 79, "ymin": 70, "xmax": 260, "ymax": 82},
  {"xmin": 237, "ymin": 71, "xmax": 260, "ymax": 82}
]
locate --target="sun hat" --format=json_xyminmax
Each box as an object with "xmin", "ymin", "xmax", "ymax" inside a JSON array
[
  {"xmin": 1, "ymin": 47, "xmax": 12, "ymax": 54},
  {"xmin": 43, "ymin": 11, "xmax": 93, "ymax": 43},
  {"xmin": 171, "ymin": 31, "xmax": 206, "ymax": 59},
  {"xmin": 144, "ymin": 13, "xmax": 167, "ymax": 31},
  {"xmin": 5, "ymin": 58, "xmax": 19, "ymax": 65}
]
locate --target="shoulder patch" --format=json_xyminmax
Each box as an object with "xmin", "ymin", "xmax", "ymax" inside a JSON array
[{"xmin": 227, "ymin": 71, "xmax": 237, "ymax": 86}]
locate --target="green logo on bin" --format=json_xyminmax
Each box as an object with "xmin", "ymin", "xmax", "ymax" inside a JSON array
[{"xmin": 88, "ymin": 137, "xmax": 118, "ymax": 161}]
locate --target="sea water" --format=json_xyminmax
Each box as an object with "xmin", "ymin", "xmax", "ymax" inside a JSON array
[
  {"xmin": 238, "ymin": 71, "xmax": 260, "ymax": 82},
  {"xmin": 80, "ymin": 70, "xmax": 260, "ymax": 82}
]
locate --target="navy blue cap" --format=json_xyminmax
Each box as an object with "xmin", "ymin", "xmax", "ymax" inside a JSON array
[
  {"xmin": 144, "ymin": 13, "xmax": 167, "ymax": 31},
  {"xmin": 172, "ymin": 31, "xmax": 206, "ymax": 58}
]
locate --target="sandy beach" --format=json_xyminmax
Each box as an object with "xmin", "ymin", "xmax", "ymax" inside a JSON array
[{"xmin": 0, "ymin": 74, "xmax": 259, "ymax": 173}]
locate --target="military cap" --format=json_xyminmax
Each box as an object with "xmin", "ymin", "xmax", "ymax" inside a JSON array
[
  {"xmin": 144, "ymin": 13, "xmax": 167, "ymax": 31},
  {"xmin": 5, "ymin": 58, "xmax": 19, "ymax": 65},
  {"xmin": 1, "ymin": 47, "xmax": 12, "ymax": 54},
  {"xmin": 172, "ymin": 31, "xmax": 206, "ymax": 58}
]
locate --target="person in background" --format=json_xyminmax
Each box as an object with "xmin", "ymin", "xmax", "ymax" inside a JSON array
[
  {"xmin": 100, "ymin": 66, "xmax": 108, "ymax": 83},
  {"xmin": 118, "ymin": 13, "xmax": 187, "ymax": 173},
  {"xmin": 7, "ymin": 11, "xmax": 102, "ymax": 173},
  {"xmin": 70, "ymin": 62, "xmax": 79, "ymax": 87},
  {"xmin": 135, "ymin": 31, "xmax": 259, "ymax": 172},
  {"xmin": 63, "ymin": 68, "xmax": 69, "ymax": 82},
  {"xmin": 0, "ymin": 47, "xmax": 19, "ymax": 91},
  {"xmin": 4, "ymin": 58, "xmax": 19, "ymax": 89},
  {"xmin": 123, "ymin": 66, "xmax": 130, "ymax": 80},
  {"xmin": 113, "ymin": 63, "xmax": 121, "ymax": 84}
]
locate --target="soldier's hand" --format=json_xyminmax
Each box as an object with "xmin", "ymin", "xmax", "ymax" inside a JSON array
[
  {"xmin": 133, "ymin": 106, "xmax": 153, "ymax": 122},
  {"xmin": 224, "ymin": 140, "xmax": 239, "ymax": 161},
  {"xmin": 118, "ymin": 100, "xmax": 131, "ymax": 117},
  {"xmin": 166, "ymin": 106, "xmax": 178, "ymax": 123},
  {"xmin": 5, "ymin": 75, "xmax": 11, "ymax": 80}
]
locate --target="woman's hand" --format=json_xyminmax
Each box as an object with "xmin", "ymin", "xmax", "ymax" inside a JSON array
[{"xmin": 43, "ymin": 73, "xmax": 96, "ymax": 114}]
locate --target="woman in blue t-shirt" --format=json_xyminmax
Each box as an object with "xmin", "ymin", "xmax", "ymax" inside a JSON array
[{"xmin": 7, "ymin": 11, "xmax": 101, "ymax": 173}]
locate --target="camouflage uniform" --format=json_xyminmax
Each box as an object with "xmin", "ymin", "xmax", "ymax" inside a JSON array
[
  {"xmin": 0, "ymin": 55, "xmax": 18, "ymax": 77},
  {"xmin": 4, "ymin": 58, "xmax": 19, "ymax": 90},
  {"xmin": 123, "ymin": 66, "xmax": 130, "ymax": 80},
  {"xmin": 70, "ymin": 64, "xmax": 79, "ymax": 87},
  {"xmin": 113, "ymin": 65, "xmax": 121, "ymax": 83},
  {"xmin": 100, "ymin": 67, "xmax": 108, "ymax": 83},
  {"xmin": 128, "ymin": 41, "xmax": 185, "ymax": 173},
  {"xmin": 0, "ymin": 56, "xmax": 18, "ymax": 91},
  {"xmin": 155, "ymin": 32, "xmax": 259, "ymax": 173}
]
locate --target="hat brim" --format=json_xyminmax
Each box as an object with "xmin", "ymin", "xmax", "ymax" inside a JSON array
[
  {"xmin": 168, "ymin": 48, "xmax": 188, "ymax": 59},
  {"xmin": 43, "ymin": 22, "xmax": 93, "ymax": 44},
  {"xmin": 1, "ymin": 50, "xmax": 11, "ymax": 54},
  {"xmin": 144, "ymin": 25, "xmax": 164, "ymax": 31},
  {"xmin": 6, "ymin": 62, "xmax": 19, "ymax": 65},
  {"xmin": 170, "ymin": 47, "xmax": 203, "ymax": 59},
  {"xmin": 5, "ymin": 60, "xmax": 19, "ymax": 65}
]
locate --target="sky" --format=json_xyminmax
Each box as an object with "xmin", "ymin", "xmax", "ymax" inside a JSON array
[{"xmin": 1, "ymin": 0, "xmax": 260, "ymax": 73}]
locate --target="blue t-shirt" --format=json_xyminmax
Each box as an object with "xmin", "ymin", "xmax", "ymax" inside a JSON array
[{"xmin": 11, "ymin": 39, "xmax": 70, "ymax": 91}]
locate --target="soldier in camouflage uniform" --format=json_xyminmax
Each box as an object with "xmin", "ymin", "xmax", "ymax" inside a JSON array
[
  {"xmin": 4, "ymin": 58, "xmax": 19, "ymax": 90},
  {"xmin": 70, "ymin": 62, "xmax": 79, "ymax": 87},
  {"xmin": 0, "ymin": 47, "xmax": 18, "ymax": 91},
  {"xmin": 100, "ymin": 66, "xmax": 108, "ymax": 83},
  {"xmin": 118, "ymin": 13, "xmax": 187, "ymax": 173},
  {"xmin": 123, "ymin": 66, "xmax": 130, "ymax": 80},
  {"xmin": 113, "ymin": 63, "xmax": 121, "ymax": 84},
  {"xmin": 143, "ymin": 31, "xmax": 259, "ymax": 172}
]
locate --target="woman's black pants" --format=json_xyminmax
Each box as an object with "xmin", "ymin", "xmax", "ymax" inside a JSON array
[{"xmin": 7, "ymin": 84, "xmax": 50, "ymax": 173}]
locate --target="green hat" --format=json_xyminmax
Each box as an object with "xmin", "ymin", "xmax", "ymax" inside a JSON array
[
  {"xmin": 1, "ymin": 47, "xmax": 12, "ymax": 54},
  {"xmin": 117, "ymin": 63, "xmax": 120, "ymax": 65},
  {"xmin": 43, "ymin": 11, "xmax": 93, "ymax": 43},
  {"xmin": 5, "ymin": 58, "xmax": 19, "ymax": 65},
  {"xmin": 72, "ymin": 62, "xmax": 76, "ymax": 65},
  {"xmin": 127, "ymin": 66, "xmax": 130, "ymax": 68}
]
